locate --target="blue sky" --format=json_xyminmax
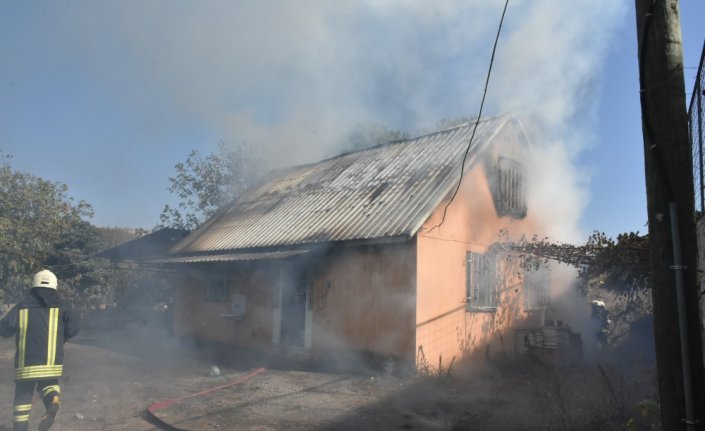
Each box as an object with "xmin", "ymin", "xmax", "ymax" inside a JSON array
[
  {"xmin": 1, "ymin": 1, "xmax": 703, "ymax": 241},
  {"xmin": 585, "ymin": 0, "xmax": 704, "ymax": 239}
]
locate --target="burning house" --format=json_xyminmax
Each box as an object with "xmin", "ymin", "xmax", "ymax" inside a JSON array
[{"xmin": 148, "ymin": 114, "xmax": 567, "ymax": 367}]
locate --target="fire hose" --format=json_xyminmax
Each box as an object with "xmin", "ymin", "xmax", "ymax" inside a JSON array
[{"xmin": 146, "ymin": 367, "xmax": 266, "ymax": 431}]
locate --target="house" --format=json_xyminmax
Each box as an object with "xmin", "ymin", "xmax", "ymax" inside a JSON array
[
  {"xmin": 97, "ymin": 228, "xmax": 190, "ymax": 262},
  {"xmin": 154, "ymin": 114, "xmax": 556, "ymax": 368}
]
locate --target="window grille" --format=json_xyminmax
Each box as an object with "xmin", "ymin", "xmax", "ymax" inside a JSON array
[
  {"xmin": 203, "ymin": 277, "xmax": 229, "ymax": 302},
  {"xmin": 466, "ymin": 251, "xmax": 499, "ymax": 311},
  {"xmin": 494, "ymin": 157, "xmax": 527, "ymax": 218}
]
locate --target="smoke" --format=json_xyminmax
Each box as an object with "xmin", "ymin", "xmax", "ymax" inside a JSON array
[
  {"xmin": 490, "ymin": 0, "xmax": 626, "ymax": 243},
  {"xmin": 39, "ymin": 2, "xmax": 624, "ymax": 230},
  {"xmin": 29, "ymin": 0, "xmax": 630, "ymax": 363}
]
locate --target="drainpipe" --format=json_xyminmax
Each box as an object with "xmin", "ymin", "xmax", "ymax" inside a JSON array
[{"xmin": 668, "ymin": 202, "xmax": 697, "ymax": 430}]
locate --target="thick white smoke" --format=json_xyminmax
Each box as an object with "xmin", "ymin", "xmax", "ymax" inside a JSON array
[
  {"xmin": 46, "ymin": 0, "xmax": 625, "ymax": 240},
  {"xmin": 490, "ymin": 0, "xmax": 626, "ymax": 243}
]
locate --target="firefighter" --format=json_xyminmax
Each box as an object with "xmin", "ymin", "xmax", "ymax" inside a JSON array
[
  {"xmin": 0, "ymin": 269, "xmax": 79, "ymax": 431},
  {"xmin": 590, "ymin": 299, "xmax": 610, "ymax": 350}
]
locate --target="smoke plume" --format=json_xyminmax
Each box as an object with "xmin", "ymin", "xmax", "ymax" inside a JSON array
[{"xmin": 25, "ymin": 0, "xmax": 627, "ymax": 240}]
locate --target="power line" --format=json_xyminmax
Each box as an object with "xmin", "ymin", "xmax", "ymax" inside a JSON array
[{"xmin": 426, "ymin": 0, "xmax": 510, "ymax": 233}]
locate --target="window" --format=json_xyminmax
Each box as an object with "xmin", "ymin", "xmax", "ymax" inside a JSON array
[
  {"xmin": 203, "ymin": 277, "xmax": 229, "ymax": 302},
  {"xmin": 524, "ymin": 267, "xmax": 550, "ymax": 311},
  {"xmin": 466, "ymin": 251, "xmax": 499, "ymax": 311},
  {"xmin": 493, "ymin": 157, "xmax": 527, "ymax": 218}
]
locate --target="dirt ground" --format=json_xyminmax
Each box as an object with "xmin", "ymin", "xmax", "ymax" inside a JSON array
[{"xmin": 0, "ymin": 318, "xmax": 658, "ymax": 431}]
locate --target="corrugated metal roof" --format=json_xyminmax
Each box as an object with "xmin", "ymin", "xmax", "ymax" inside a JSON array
[
  {"xmin": 147, "ymin": 249, "xmax": 308, "ymax": 264},
  {"xmin": 98, "ymin": 228, "xmax": 189, "ymax": 261},
  {"xmin": 171, "ymin": 115, "xmax": 518, "ymax": 254}
]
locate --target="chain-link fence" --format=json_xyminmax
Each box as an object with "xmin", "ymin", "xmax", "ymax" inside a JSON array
[{"xmin": 689, "ymin": 41, "xmax": 705, "ymax": 215}]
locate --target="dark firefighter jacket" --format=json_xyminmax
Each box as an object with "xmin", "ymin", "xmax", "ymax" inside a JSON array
[{"xmin": 0, "ymin": 287, "xmax": 79, "ymax": 381}]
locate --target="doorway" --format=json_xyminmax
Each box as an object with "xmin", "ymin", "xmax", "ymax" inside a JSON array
[{"xmin": 273, "ymin": 265, "xmax": 311, "ymax": 348}]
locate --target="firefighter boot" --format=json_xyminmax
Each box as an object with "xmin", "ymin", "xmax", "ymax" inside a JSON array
[{"xmin": 38, "ymin": 394, "xmax": 60, "ymax": 431}]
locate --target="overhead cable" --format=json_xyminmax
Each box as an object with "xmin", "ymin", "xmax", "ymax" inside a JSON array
[{"xmin": 426, "ymin": 0, "xmax": 510, "ymax": 232}]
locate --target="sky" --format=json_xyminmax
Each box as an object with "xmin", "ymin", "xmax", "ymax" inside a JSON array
[{"xmin": 1, "ymin": 1, "xmax": 703, "ymax": 242}]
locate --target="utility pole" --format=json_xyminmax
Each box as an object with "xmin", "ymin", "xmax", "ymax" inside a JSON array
[{"xmin": 635, "ymin": 1, "xmax": 705, "ymax": 430}]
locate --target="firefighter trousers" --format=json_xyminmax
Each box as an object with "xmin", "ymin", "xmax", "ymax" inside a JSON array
[{"xmin": 12, "ymin": 379, "xmax": 60, "ymax": 431}]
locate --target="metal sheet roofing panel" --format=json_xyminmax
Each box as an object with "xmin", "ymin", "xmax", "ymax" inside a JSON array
[
  {"xmin": 171, "ymin": 115, "xmax": 516, "ymax": 254},
  {"xmin": 148, "ymin": 249, "xmax": 308, "ymax": 264}
]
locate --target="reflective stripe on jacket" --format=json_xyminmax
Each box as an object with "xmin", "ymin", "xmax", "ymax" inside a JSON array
[{"xmin": 0, "ymin": 288, "xmax": 79, "ymax": 381}]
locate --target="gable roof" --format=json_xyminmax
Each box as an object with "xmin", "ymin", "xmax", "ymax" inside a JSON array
[
  {"xmin": 98, "ymin": 228, "xmax": 190, "ymax": 261},
  {"xmin": 170, "ymin": 114, "xmax": 526, "ymax": 255}
]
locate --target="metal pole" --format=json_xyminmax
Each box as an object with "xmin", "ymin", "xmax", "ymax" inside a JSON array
[{"xmin": 668, "ymin": 202, "xmax": 697, "ymax": 430}]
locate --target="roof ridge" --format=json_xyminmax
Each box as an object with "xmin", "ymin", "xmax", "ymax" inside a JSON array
[
  {"xmin": 312, "ymin": 113, "xmax": 510, "ymax": 164},
  {"xmin": 169, "ymin": 113, "xmax": 524, "ymax": 254}
]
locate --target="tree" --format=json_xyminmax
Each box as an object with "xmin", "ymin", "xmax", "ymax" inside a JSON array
[
  {"xmin": 510, "ymin": 231, "xmax": 649, "ymax": 294},
  {"xmin": 0, "ymin": 152, "xmax": 95, "ymax": 302},
  {"xmin": 505, "ymin": 231, "xmax": 652, "ymax": 341},
  {"xmin": 158, "ymin": 141, "xmax": 257, "ymax": 231}
]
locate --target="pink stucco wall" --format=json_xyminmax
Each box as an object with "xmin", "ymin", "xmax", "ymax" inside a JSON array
[
  {"xmin": 415, "ymin": 127, "xmax": 542, "ymax": 367},
  {"xmin": 311, "ymin": 243, "xmax": 416, "ymax": 359}
]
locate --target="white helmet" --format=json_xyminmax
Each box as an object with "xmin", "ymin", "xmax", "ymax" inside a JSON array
[{"xmin": 32, "ymin": 270, "xmax": 58, "ymax": 290}]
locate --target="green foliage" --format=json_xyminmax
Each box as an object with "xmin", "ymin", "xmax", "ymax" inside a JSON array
[
  {"xmin": 0, "ymin": 153, "xmax": 95, "ymax": 302},
  {"xmin": 158, "ymin": 141, "xmax": 257, "ymax": 230},
  {"xmin": 45, "ymin": 221, "xmax": 125, "ymax": 303},
  {"xmin": 0, "ymin": 153, "xmax": 167, "ymax": 313},
  {"xmin": 509, "ymin": 231, "xmax": 650, "ymax": 296},
  {"xmin": 504, "ymin": 230, "xmax": 651, "ymax": 342}
]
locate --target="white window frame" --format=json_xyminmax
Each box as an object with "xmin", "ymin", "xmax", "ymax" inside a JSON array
[{"xmin": 466, "ymin": 251, "xmax": 499, "ymax": 311}]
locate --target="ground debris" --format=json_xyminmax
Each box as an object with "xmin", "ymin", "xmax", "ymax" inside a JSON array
[{"xmin": 0, "ymin": 325, "xmax": 657, "ymax": 430}]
